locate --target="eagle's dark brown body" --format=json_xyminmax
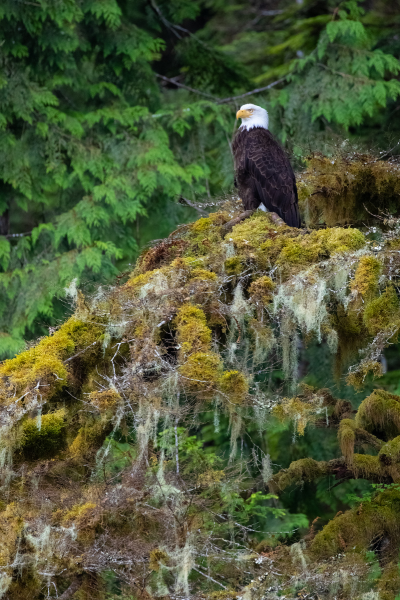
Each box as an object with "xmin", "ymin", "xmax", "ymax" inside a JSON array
[{"xmin": 232, "ymin": 126, "xmax": 301, "ymax": 228}]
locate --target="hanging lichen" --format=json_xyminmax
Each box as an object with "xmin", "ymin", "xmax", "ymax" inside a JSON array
[{"xmin": 0, "ymin": 151, "xmax": 400, "ymax": 599}]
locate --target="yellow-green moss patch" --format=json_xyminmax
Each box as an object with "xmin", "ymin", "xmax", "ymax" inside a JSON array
[
  {"xmin": 363, "ymin": 286, "xmax": 400, "ymax": 336},
  {"xmin": 351, "ymin": 256, "xmax": 381, "ymax": 300},
  {"xmin": 219, "ymin": 370, "xmax": 248, "ymax": 405},
  {"xmin": 19, "ymin": 409, "xmax": 66, "ymax": 460},
  {"xmin": 356, "ymin": 389, "xmax": 400, "ymax": 438},
  {"xmin": 175, "ymin": 304, "xmax": 212, "ymax": 358},
  {"xmin": 179, "ymin": 352, "xmax": 222, "ymax": 395},
  {"xmin": 0, "ymin": 317, "xmax": 102, "ymax": 402}
]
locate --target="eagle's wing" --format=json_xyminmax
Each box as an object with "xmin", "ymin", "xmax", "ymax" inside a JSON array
[{"xmin": 246, "ymin": 129, "xmax": 300, "ymax": 228}]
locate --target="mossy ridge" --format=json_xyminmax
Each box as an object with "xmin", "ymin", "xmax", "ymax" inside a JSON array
[
  {"xmin": 227, "ymin": 212, "xmax": 365, "ymax": 273},
  {"xmin": 355, "ymin": 389, "xmax": 400, "ymax": 438},
  {"xmin": 363, "ymin": 285, "xmax": 400, "ymax": 336}
]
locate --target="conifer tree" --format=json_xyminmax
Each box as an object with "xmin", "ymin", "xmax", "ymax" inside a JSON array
[{"xmin": 0, "ymin": 0, "xmax": 241, "ymax": 357}]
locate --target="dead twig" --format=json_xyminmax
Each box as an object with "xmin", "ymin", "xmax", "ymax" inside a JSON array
[
  {"xmin": 178, "ymin": 197, "xmax": 209, "ymax": 215},
  {"xmin": 222, "ymin": 210, "xmax": 256, "ymax": 233}
]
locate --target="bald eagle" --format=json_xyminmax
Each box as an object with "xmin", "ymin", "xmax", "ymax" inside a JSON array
[{"xmin": 233, "ymin": 104, "xmax": 301, "ymax": 228}]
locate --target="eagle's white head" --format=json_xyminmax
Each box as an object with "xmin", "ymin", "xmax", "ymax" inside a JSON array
[{"xmin": 236, "ymin": 103, "xmax": 269, "ymax": 131}]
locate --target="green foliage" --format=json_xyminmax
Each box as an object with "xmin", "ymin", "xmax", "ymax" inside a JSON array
[
  {"xmin": 346, "ymin": 482, "xmax": 400, "ymax": 506},
  {"xmin": 281, "ymin": 0, "xmax": 400, "ymax": 137},
  {"xmin": 0, "ymin": 0, "xmax": 241, "ymax": 357}
]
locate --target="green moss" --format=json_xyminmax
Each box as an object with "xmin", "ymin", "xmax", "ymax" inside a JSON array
[
  {"xmin": 377, "ymin": 561, "xmax": 400, "ymax": 600},
  {"xmin": 219, "ymin": 370, "xmax": 248, "ymax": 405},
  {"xmin": 181, "ymin": 256, "xmax": 206, "ymax": 269},
  {"xmin": 0, "ymin": 503, "xmax": 25, "ymax": 567},
  {"xmin": 273, "ymin": 395, "xmax": 322, "ymax": 435},
  {"xmin": 318, "ymin": 227, "xmax": 366, "ymax": 253},
  {"xmin": 297, "ymin": 153, "xmax": 400, "ymax": 228},
  {"xmin": 352, "ymin": 454, "xmax": 383, "ymax": 479},
  {"xmin": 378, "ymin": 435, "xmax": 400, "ymax": 466},
  {"xmin": 356, "ymin": 389, "xmax": 400, "ymax": 438},
  {"xmin": 125, "ymin": 268, "xmax": 163, "ymax": 292},
  {"xmin": 363, "ymin": 286, "xmax": 400, "ymax": 336},
  {"xmin": 174, "ymin": 304, "xmax": 207, "ymax": 326},
  {"xmin": 228, "ymin": 212, "xmax": 285, "ymax": 252},
  {"xmin": 189, "ymin": 268, "xmax": 217, "ymax": 282},
  {"xmin": 310, "ymin": 486, "xmax": 400, "ymax": 560},
  {"xmin": 190, "ymin": 217, "xmax": 215, "ymax": 234},
  {"xmin": 224, "ymin": 256, "xmax": 242, "ymax": 276},
  {"xmin": 69, "ymin": 420, "xmax": 110, "ymax": 458},
  {"xmin": 179, "ymin": 352, "xmax": 222, "ymax": 396},
  {"xmin": 89, "ymin": 389, "xmax": 121, "ymax": 413},
  {"xmin": 277, "ymin": 238, "xmax": 319, "ymax": 264},
  {"xmin": 149, "ymin": 548, "xmax": 169, "ymax": 572},
  {"xmin": 19, "ymin": 409, "xmax": 66, "ymax": 460},
  {"xmin": 207, "ymin": 592, "xmax": 239, "ymax": 600},
  {"xmin": 184, "ymin": 212, "xmax": 228, "ymax": 256},
  {"xmin": 346, "ymin": 360, "xmax": 383, "ymax": 389},
  {"xmin": 62, "ymin": 502, "xmax": 96, "ymax": 526},
  {"xmin": 0, "ymin": 316, "xmax": 102, "ymax": 403},
  {"xmin": 338, "ymin": 418, "xmax": 356, "ymax": 464},
  {"xmin": 330, "ymin": 303, "xmax": 367, "ymax": 378},
  {"xmin": 274, "ymin": 458, "xmax": 327, "ymax": 490},
  {"xmin": 351, "ymin": 256, "xmax": 381, "ymax": 300},
  {"xmin": 175, "ymin": 304, "xmax": 212, "ymax": 358},
  {"xmin": 277, "ymin": 227, "xmax": 365, "ymax": 267},
  {"xmin": 248, "ymin": 276, "xmax": 275, "ymax": 304},
  {"xmin": 227, "ymin": 212, "xmax": 365, "ymax": 275}
]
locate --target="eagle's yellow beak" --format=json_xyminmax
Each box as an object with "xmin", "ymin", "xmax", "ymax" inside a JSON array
[{"xmin": 236, "ymin": 109, "xmax": 253, "ymax": 119}]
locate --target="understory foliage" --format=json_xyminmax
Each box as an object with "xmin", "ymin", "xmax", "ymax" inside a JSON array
[{"xmin": 1, "ymin": 151, "xmax": 400, "ymax": 598}]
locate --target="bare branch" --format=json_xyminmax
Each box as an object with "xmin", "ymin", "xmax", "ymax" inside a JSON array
[
  {"xmin": 217, "ymin": 77, "xmax": 287, "ymax": 104},
  {"xmin": 63, "ymin": 341, "xmax": 98, "ymax": 363},
  {"xmin": 178, "ymin": 197, "xmax": 208, "ymax": 215},
  {"xmin": 155, "ymin": 73, "xmax": 287, "ymax": 104},
  {"xmin": 193, "ymin": 566, "xmax": 227, "ymax": 589},
  {"xmin": 58, "ymin": 577, "xmax": 83, "ymax": 600},
  {"xmin": 155, "ymin": 73, "xmax": 217, "ymax": 99}
]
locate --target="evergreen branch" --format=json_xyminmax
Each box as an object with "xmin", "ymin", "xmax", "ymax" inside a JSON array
[
  {"xmin": 149, "ymin": 0, "xmax": 182, "ymax": 39},
  {"xmin": 149, "ymin": 0, "xmax": 212, "ymax": 50},
  {"xmin": 14, "ymin": 0, "xmax": 41, "ymax": 5},
  {"xmin": 317, "ymin": 62, "xmax": 370, "ymax": 83}
]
